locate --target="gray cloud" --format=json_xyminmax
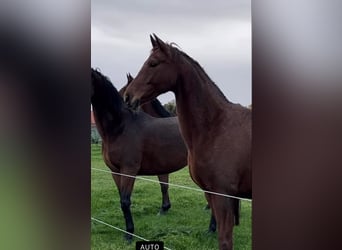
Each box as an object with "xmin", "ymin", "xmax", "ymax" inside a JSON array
[{"xmin": 92, "ymin": 0, "xmax": 251, "ymax": 105}]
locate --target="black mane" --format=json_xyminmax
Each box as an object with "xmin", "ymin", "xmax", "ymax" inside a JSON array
[
  {"xmin": 168, "ymin": 45, "xmax": 231, "ymax": 104},
  {"xmin": 91, "ymin": 68, "xmax": 124, "ymax": 135},
  {"xmin": 150, "ymin": 99, "xmax": 172, "ymax": 117}
]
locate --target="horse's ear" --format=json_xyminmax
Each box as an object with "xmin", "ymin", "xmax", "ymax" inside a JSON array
[
  {"xmin": 150, "ymin": 34, "xmax": 157, "ymax": 48},
  {"xmin": 126, "ymin": 73, "xmax": 134, "ymax": 83},
  {"xmin": 153, "ymin": 33, "xmax": 169, "ymax": 54}
]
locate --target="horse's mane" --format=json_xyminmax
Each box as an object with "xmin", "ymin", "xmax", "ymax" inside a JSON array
[
  {"xmin": 164, "ymin": 44, "xmax": 231, "ymax": 104},
  {"xmin": 150, "ymin": 99, "xmax": 172, "ymax": 117},
  {"xmin": 91, "ymin": 68, "xmax": 123, "ymax": 110},
  {"xmin": 91, "ymin": 68, "xmax": 124, "ymax": 134}
]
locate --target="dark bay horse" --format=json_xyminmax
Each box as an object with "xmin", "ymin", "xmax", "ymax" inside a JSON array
[
  {"xmin": 124, "ymin": 35, "xmax": 251, "ymax": 250},
  {"xmin": 91, "ymin": 68, "xmax": 188, "ymax": 241},
  {"xmin": 119, "ymin": 73, "xmax": 178, "ymax": 220}
]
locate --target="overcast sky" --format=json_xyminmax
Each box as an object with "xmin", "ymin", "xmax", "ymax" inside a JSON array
[{"xmin": 91, "ymin": 0, "xmax": 251, "ymax": 106}]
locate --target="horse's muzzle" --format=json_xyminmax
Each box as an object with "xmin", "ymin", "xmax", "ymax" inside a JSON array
[
  {"xmin": 123, "ymin": 94, "xmax": 130, "ymax": 104},
  {"xmin": 124, "ymin": 94, "xmax": 140, "ymax": 110}
]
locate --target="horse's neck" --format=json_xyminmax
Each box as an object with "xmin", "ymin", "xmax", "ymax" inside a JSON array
[
  {"xmin": 142, "ymin": 99, "xmax": 171, "ymax": 118},
  {"xmin": 92, "ymin": 101, "xmax": 124, "ymax": 140},
  {"xmin": 92, "ymin": 108, "xmax": 107, "ymax": 139},
  {"xmin": 141, "ymin": 103, "xmax": 159, "ymax": 117},
  {"xmin": 174, "ymin": 63, "xmax": 228, "ymax": 149}
]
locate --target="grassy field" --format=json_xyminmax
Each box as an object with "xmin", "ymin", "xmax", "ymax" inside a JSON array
[{"xmin": 91, "ymin": 144, "xmax": 251, "ymax": 250}]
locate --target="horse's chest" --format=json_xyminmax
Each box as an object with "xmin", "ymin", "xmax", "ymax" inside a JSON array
[
  {"xmin": 102, "ymin": 144, "xmax": 121, "ymax": 170},
  {"xmin": 188, "ymin": 153, "xmax": 212, "ymax": 190},
  {"xmin": 102, "ymin": 149, "xmax": 114, "ymax": 168}
]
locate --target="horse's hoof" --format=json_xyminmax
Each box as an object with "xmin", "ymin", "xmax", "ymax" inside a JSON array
[
  {"xmin": 124, "ymin": 234, "xmax": 133, "ymax": 243},
  {"xmin": 158, "ymin": 204, "xmax": 171, "ymax": 215},
  {"xmin": 158, "ymin": 209, "xmax": 168, "ymax": 216},
  {"xmin": 207, "ymin": 223, "xmax": 217, "ymax": 234},
  {"xmin": 206, "ymin": 228, "xmax": 216, "ymax": 234}
]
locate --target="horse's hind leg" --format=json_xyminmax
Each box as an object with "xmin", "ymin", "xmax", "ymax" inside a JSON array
[
  {"xmin": 234, "ymin": 199, "xmax": 240, "ymax": 226},
  {"xmin": 204, "ymin": 194, "xmax": 211, "ymax": 210},
  {"xmin": 119, "ymin": 174, "xmax": 136, "ymax": 242},
  {"xmin": 205, "ymin": 193, "xmax": 216, "ymax": 233},
  {"xmin": 211, "ymin": 196, "xmax": 235, "ymax": 250},
  {"xmin": 158, "ymin": 174, "xmax": 171, "ymax": 214},
  {"xmin": 208, "ymin": 213, "xmax": 217, "ymax": 233}
]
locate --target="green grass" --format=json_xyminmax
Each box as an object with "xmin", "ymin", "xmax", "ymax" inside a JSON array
[{"xmin": 91, "ymin": 144, "xmax": 251, "ymax": 249}]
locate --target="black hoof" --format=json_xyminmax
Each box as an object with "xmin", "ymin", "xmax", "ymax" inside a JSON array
[
  {"xmin": 159, "ymin": 204, "xmax": 171, "ymax": 215},
  {"xmin": 208, "ymin": 226, "xmax": 216, "ymax": 233},
  {"xmin": 205, "ymin": 228, "xmax": 216, "ymax": 235},
  {"xmin": 124, "ymin": 234, "xmax": 133, "ymax": 243},
  {"xmin": 158, "ymin": 210, "xmax": 168, "ymax": 216}
]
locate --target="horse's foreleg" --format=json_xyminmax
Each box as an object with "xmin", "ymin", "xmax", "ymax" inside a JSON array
[
  {"xmin": 157, "ymin": 174, "xmax": 171, "ymax": 214},
  {"xmin": 111, "ymin": 173, "xmax": 121, "ymax": 195},
  {"xmin": 211, "ymin": 196, "xmax": 235, "ymax": 250},
  {"xmin": 205, "ymin": 193, "xmax": 216, "ymax": 233},
  {"xmin": 119, "ymin": 175, "xmax": 135, "ymax": 242}
]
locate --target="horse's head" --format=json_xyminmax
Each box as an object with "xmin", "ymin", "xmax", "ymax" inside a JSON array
[
  {"xmin": 119, "ymin": 73, "xmax": 134, "ymax": 97},
  {"xmin": 124, "ymin": 34, "xmax": 179, "ymax": 110}
]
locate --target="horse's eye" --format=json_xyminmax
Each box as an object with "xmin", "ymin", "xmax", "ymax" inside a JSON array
[{"xmin": 149, "ymin": 60, "xmax": 159, "ymax": 67}]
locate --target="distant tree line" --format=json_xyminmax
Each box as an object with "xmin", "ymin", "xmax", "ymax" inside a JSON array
[
  {"xmin": 164, "ymin": 99, "xmax": 251, "ymax": 114},
  {"xmin": 91, "ymin": 126, "xmax": 101, "ymax": 144},
  {"xmin": 163, "ymin": 99, "xmax": 177, "ymax": 116}
]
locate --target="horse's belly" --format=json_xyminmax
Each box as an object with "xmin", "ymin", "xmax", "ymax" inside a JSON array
[
  {"xmin": 102, "ymin": 144, "xmax": 122, "ymax": 172},
  {"xmin": 139, "ymin": 159, "xmax": 185, "ymax": 175}
]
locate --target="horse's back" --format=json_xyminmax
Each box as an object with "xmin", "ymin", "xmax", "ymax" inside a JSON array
[{"xmin": 132, "ymin": 115, "xmax": 187, "ymax": 175}]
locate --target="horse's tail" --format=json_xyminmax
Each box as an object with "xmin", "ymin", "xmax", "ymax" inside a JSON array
[{"xmin": 234, "ymin": 199, "xmax": 241, "ymax": 226}]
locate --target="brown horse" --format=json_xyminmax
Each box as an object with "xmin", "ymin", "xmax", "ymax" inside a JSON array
[
  {"xmin": 120, "ymin": 73, "xmax": 219, "ymax": 228},
  {"xmin": 91, "ymin": 68, "xmax": 188, "ymax": 241},
  {"xmin": 124, "ymin": 34, "xmax": 251, "ymax": 250},
  {"xmin": 119, "ymin": 73, "xmax": 232, "ymax": 229}
]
